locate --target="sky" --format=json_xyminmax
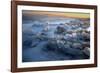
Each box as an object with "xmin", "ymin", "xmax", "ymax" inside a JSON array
[{"xmin": 22, "ymin": 10, "xmax": 90, "ymax": 19}]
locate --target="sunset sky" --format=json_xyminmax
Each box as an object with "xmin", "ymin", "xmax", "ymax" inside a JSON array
[{"xmin": 22, "ymin": 10, "xmax": 90, "ymax": 19}]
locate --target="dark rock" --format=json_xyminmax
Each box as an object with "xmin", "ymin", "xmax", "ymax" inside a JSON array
[
  {"xmin": 82, "ymin": 47, "xmax": 90, "ymax": 57},
  {"xmin": 55, "ymin": 26, "xmax": 66, "ymax": 34}
]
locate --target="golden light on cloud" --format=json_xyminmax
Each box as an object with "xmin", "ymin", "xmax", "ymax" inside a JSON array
[{"xmin": 23, "ymin": 11, "xmax": 90, "ymax": 19}]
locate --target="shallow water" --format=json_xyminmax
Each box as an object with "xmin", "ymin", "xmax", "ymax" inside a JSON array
[{"xmin": 22, "ymin": 19, "xmax": 90, "ymax": 62}]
